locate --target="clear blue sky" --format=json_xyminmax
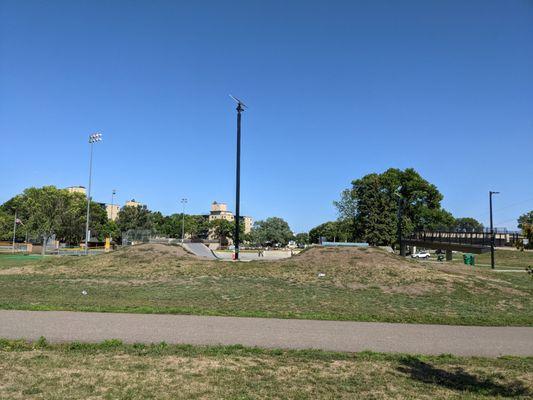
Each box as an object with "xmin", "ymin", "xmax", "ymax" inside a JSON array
[{"xmin": 1, "ymin": 0, "xmax": 532, "ymax": 232}]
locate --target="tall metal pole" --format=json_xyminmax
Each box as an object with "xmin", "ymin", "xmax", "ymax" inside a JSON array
[
  {"xmin": 84, "ymin": 143, "xmax": 94, "ymax": 255},
  {"xmin": 489, "ymin": 191, "xmax": 499, "ymax": 269},
  {"xmin": 111, "ymin": 189, "xmax": 116, "ymax": 221},
  {"xmin": 84, "ymin": 133, "xmax": 102, "ymax": 255},
  {"xmin": 12, "ymin": 211, "xmax": 17, "ymax": 254},
  {"xmin": 181, "ymin": 198, "xmax": 187, "ymax": 243},
  {"xmin": 397, "ymin": 195, "xmax": 405, "ymax": 256},
  {"xmin": 234, "ymin": 103, "xmax": 243, "ymax": 260}
]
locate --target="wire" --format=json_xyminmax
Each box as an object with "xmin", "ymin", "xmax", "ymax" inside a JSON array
[{"xmin": 469, "ymin": 196, "xmax": 533, "ymax": 219}]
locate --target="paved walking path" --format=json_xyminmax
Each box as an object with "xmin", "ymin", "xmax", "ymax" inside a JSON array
[{"xmin": 1, "ymin": 310, "xmax": 532, "ymax": 357}]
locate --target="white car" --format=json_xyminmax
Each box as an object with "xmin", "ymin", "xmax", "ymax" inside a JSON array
[{"xmin": 411, "ymin": 251, "xmax": 431, "ymax": 259}]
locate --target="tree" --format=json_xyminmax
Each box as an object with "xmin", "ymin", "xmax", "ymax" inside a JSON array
[
  {"xmin": 250, "ymin": 217, "xmax": 293, "ymax": 246},
  {"xmin": 518, "ymin": 211, "xmax": 533, "ymax": 248},
  {"xmin": 209, "ymin": 219, "xmax": 236, "ymax": 245},
  {"xmin": 518, "ymin": 211, "xmax": 533, "ymax": 230},
  {"xmin": 0, "ymin": 209, "xmax": 14, "ymax": 241},
  {"xmin": 116, "ymin": 205, "xmax": 152, "ymax": 232},
  {"xmin": 333, "ymin": 188, "xmax": 358, "ymax": 241},
  {"xmin": 336, "ymin": 168, "xmax": 454, "ymax": 246},
  {"xmin": 294, "ymin": 232, "xmax": 310, "ymax": 246},
  {"xmin": 0, "ymin": 186, "xmax": 108, "ymax": 245},
  {"xmin": 308, "ymin": 221, "xmax": 350, "ymax": 244},
  {"xmin": 187, "ymin": 215, "xmax": 211, "ymax": 239},
  {"xmin": 454, "ymin": 217, "xmax": 484, "ymax": 232},
  {"xmin": 101, "ymin": 220, "xmax": 121, "ymax": 242},
  {"xmin": 149, "ymin": 211, "xmax": 166, "ymax": 234}
]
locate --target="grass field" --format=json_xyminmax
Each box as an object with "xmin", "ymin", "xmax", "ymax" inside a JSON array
[
  {"xmin": 0, "ymin": 339, "xmax": 531, "ymax": 399},
  {"xmin": 449, "ymin": 249, "xmax": 533, "ymax": 270},
  {"xmin": 0, "ymin": 245, "xmax": 532, "ymax": 326}
]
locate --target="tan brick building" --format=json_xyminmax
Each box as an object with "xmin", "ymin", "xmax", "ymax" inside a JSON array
[{"xmin": 208, "ymin": 201, "xmax": 253, "ymax": 240}]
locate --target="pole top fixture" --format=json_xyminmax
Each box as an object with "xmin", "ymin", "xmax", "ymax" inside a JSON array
[
  {"xmin": 89, "ymin": 133, "xmax": 102, "ymax": 143},
  {"xmin": 229, "ymin": 94, "xmax": 247, "ymax": 109}
]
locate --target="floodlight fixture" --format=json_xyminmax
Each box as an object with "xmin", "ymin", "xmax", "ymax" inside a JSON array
[{"xmin": 89, "ymin": 133, "xmax": 102, "ymax": 143}]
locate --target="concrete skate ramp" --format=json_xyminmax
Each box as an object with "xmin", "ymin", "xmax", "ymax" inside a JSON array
[{"xmin": 183, "ymin": 243, "xmax": 217, "ymax": 259}]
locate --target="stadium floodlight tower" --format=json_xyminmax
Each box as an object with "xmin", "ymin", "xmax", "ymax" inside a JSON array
[
  {"xmin": 84, "ymin": 133, "xmax": 103, "ymax": 255},
  {"xmin": 229, "ymin": 95, "xmax": 247, "ymax": 260}
]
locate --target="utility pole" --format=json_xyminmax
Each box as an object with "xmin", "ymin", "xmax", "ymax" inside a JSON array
[
  {"xmin": 181, "ymin": 198, "xmax": 187, "ymax": 243},
  {"xmin": 230, "ymin": 95, "xmax": 247, "ymax": 260},
  {"xmin": 489, "ymin": 191, "xmax": 499, "ymax": 269},
  {"xmin": 85, "ymin": 133, "xmax": 102, "ymax": 255}
]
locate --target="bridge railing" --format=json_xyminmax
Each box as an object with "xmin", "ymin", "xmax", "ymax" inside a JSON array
[{"xmin": 406, "ymin": 231, "xmax": 522, "ymax": 247}]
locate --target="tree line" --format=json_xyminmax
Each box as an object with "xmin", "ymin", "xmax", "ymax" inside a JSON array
[
  {"xmin": 309, "ymin": 168, "xmax": 531, "ymax": 247},
  {"xmin": 0, "ymin": 186, "xmax": 302, "ymax": 247},
  {"xmin": 1, "ymin": 171, "xmax": 531, "ymax": 249}
]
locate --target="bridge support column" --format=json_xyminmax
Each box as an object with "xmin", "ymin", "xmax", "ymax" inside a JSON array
[{"xmin": 446, "ymin": 249, "xmax": 453, "ymax": 261}]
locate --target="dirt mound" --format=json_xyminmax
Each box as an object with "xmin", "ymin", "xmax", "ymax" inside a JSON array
[
  {"xmin": 267, "ymin": 246, "xmax": 476, "ymax": 293},
  {"xmin": 272, "ymin": 246, "xmax": 527, "ymax": 297},
  {"xmin": 113, "ymin": 243, "xmax": 193, "ymax": 260},
  {"xmin": 1, "ymin": 243, "xmax": 198, "ymax": 278}
]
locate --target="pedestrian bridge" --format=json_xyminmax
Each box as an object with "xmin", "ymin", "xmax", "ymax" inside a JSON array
[{"xmin": 403, "ymin": 231, "xmax": 521, "ymax": 259}]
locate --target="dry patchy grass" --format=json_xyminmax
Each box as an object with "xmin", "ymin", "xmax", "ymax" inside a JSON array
[
  {"xmin": 0, "ymin": 245, "xmax": 531, "ymax": 325},
  {"xmin": 0, "ymin": 340, "xmax": 532, "ymax": 399}
]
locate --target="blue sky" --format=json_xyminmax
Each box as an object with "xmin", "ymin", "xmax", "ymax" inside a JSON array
[{"xmin": 1, "ymin": 0, "xmax": 532, "ymax": 232}]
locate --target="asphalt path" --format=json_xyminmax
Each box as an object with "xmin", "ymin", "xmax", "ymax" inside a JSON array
[{"xmin": 1, "ymin": 310, "xmax": 532, "ymax": 357}]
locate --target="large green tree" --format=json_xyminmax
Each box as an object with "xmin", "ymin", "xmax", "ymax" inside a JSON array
[
  {"xmin": 335, "ymin": 168, "xmax": 455, "ymax": 246},
  {"xmin": 116, "ymin": 205, "xmax": 153, "ymax": 232},
  {"xmin": 250, "ymin": 217, "xmax": 293, "ymax": 246},
  {"xmin": 0, "ymin": 186, "xmax": 108, "ymax": 244}
]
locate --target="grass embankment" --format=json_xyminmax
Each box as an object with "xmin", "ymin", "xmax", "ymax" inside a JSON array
[
  {"xmin": 0, "ymin": 339, "xmax": 531, "ymax": 399},
  {"xmin": 0, "ymin": 245, "xmax": 532, "ymax": 326}
]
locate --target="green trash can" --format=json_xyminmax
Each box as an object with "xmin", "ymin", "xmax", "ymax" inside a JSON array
[{"xmin": 463, "ymin": 254, "xmax": 475, "ymax": 266}]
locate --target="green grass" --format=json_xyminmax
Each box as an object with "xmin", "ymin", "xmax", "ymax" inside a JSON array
[
  {"xmin": 0, "ymin": 246, "xmax": 531, "ymax": 326},
  {"xmin": 448, "ymin": 249, "xmax": 533, "ymax": 269},
  {"xmin": 0, "ymin": 253, "xmax": 44, "ymax": 268},
  {"xmin": 0, "ymin": 338, "xmax": 531, "ymax": 399}
]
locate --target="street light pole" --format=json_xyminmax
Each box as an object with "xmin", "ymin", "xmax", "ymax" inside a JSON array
[
  {"xmin": 85, "ymin": 133, "xmax": 102, "ymax": 255},
  {"xmin": 12, "ymin": 211, "xmax": 17, "ymax": 254},
  {"xmin": 489, "ymin": 190, "xmax": 499, "ymax": 269},
  {"xmin": 397, "ymin": 196, "xmax": 405, "ymax": 256},
  {"xmin": 111, "ymin": 189, "xmax": 116, "ymax": 221},
  {"xmin": 396, "ymin": 188, "xmax": 405, "ymax": 256},
  {"xmin": 181, "ymin": 198, "xmax": 188, "ymax": 243},
  {"xmin": 230, "ymin": 95, "xmax": 246, "ymax": 261}
]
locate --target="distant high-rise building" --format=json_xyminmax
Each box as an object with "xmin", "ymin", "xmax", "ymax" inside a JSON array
[
  {"xmin": 125, "ymin": 199, "xmax": 143, "ymax": 208},
  {"xmin": 106, "ymin": 204, "xmax": 120, "ymax": 221},
  {"xmin": 208, "ymin": 201, "xmax": 253, "ymax": 240},
  {"xmin": 65, "ymin": 186, "xmax": 86, "ymax": 195}
]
